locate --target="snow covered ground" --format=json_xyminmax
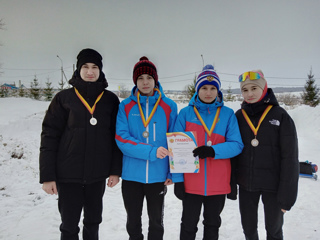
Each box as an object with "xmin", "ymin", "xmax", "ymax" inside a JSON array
[{"xmin": 0, "ymin": 97, "xmax": 319, "ymax": 239}]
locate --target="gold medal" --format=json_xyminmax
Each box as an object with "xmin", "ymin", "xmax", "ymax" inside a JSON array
[
  {"xmin": 142, "ymin": 131, "xmax": 149, "ymax": 138},
  {"xmin": 251, "ymin": 138, "xmax": 259, "ymax": 147},
  {"xmin": 90, "ymin": 117, "xmax": 97, "ymax": 126}
]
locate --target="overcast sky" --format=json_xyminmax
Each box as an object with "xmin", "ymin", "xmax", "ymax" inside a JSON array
[{"xmin": 0, "ymin": 0, "xmax": 319, "ymax": 91}]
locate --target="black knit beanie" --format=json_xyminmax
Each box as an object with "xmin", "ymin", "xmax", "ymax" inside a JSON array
[{"xmin": 76, "ymin": 48, "xmax": 103, "ymax": 71}]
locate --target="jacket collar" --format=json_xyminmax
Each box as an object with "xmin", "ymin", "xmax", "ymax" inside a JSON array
[
  {"xmin": 189, "ymin": 91, "xmax": 224, "ymax": 112},
  {"xmin": 130, "ymin": 82, "xmax": 165, "ymax": 105},
  {"xmin": 241, "ymin": 88, "xmax": 279, "ymax": 116}
]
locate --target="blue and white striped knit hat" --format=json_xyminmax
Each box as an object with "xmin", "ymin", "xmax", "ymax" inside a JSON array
[{"xmin": 195, "ymin": 65, "xmax": 221, "ymax": 93}]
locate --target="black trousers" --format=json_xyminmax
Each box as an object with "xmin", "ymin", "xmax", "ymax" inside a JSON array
[
  {"xmin": 180, "ymin": 193, "xmax": 226, "ymax": 240},
  {"xmin": 122, "ymin": 180, "xmax": 167, "ymax": 240},
  {"xmin": 239, "ymin": 188, "xmax": 284, "ymax": 240},
  {"xmin": 57, "ymin": 180, "xmax": 106, "ymax": 240}
]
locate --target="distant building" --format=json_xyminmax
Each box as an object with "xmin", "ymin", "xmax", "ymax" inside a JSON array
[{"xmin": 0, "ymin": 83, "xmax": 19, "ymax": 90}]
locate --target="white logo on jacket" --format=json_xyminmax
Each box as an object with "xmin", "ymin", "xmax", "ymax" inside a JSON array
[{"xmin": 269, "ymin": 119, "xmax": 280, "ymax": 126}]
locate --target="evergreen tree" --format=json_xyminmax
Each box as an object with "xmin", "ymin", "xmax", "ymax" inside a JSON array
[
  {"xmin": 58, "ymin": 75, "xmax": 66, "ymax": 91},
  {"xmin": 0, "ymin": 87, "xmax": 6, "ymax": 97},
  {"xmin": 301, "ymin": 68, "xmax": 319, "ymax": 107},
  {"xmin": 18, "ymin": 87, "xmax": 25, "ymax": 97},
  {"xmin": 30, "ymin": 75, "xmax": 41, "ymax": 100},
  {"xmin": 186, "ymin": 74, "xmax": 197, "ymax": 100},
  {"xmin": 43, "ymin": 77, "xmax": 54, "ymax": 101},
  {"xmin": 225, "ymin": 85, "xmax": 235, "ymax": 102}
]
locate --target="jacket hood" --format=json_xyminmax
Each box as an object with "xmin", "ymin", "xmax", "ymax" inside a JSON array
[
  {"xmin": 68, "ymin": 70, "xmax": 108, "ymax": 99},
  {"xmin": 129, "ymin": 81, "xmax": 166, "ymax": 103},
  {"xmin": 241, "ymin": 88, "xmax": 279, "ymax": 116},
  {"xmin": 189, "ymin": 91, "xmax": 224, "ymax": 112}
]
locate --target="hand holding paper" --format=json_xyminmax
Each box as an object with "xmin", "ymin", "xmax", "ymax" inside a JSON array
[{"xmin": 193, "ymin": 145, "xmax": 215, "ymax": 159}]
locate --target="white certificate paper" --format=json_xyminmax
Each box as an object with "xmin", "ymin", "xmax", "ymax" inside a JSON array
[{"xmin": 166, "ymin": 131, "xmax": 199, "ymax": 173}]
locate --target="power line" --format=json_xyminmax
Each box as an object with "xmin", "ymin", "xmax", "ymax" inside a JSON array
[
  {"xmin": 1, "ymin": 66, "xmax": 318, "ymax": 84},
  {"xmin": 2, "ymin": 70, "xmax": 60, "ymax": 78},
  {"xmin": 2, "ymin": 68, "xmax": 60, "ymax": 71}
]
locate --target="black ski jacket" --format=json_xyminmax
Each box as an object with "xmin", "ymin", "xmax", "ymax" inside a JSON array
[
  {"xmin": 39, "ymin": 72, "xmax": 122, "ymax": 184},
  {"xmin": 234, "ymin": 89, "xmax": 299, "ymax": 210}
]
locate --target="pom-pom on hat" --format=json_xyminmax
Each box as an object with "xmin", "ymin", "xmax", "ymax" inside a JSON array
[
  {"xmin": 76, "ymin": 48, "xmax": 103, "ymax": 71},
  {"xmin": 240, "ymin": 70, "xmax": 267, "ymax": 91},
  {"xmin": 133, "ymin": 56, "xmax": 158, "ymax": 85},
  {"xmin": 195, "ymin": 65, "xmax": 221, "ymax": 93}
]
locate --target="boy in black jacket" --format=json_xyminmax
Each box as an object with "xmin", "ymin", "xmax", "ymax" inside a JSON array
[{"xmin": 39, "ymin": 48, "xmax": 122, "ymax": 240}]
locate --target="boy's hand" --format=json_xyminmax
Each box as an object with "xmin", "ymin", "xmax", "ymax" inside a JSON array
[
  {"xmin": 107, "ymin": 175, "xmax": 120, "ymax": 188},
  {"xmin": 157, "ymin": 147, "xmax": 169, "ymax": 159},
  {"xmin": 164, "ymin": 179, "xmax": 173, "ymax": 185},
  {"xmin": 193, "ymin": 145, "xmax": 215, "ymax": 159},
  {"xmin": 42, "ymin": 181, "xmax": 58, "ymax": 195}
]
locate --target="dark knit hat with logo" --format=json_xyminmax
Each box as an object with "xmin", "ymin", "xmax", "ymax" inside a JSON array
[
  {"xmin": 195, "ymin": 65, "xmax": 221, "ymax": 93},
  {"xmin": 133, "ymin": 56, "xmax": 158, "ymax": 85},
  {"xmin": 76, "ymin": 48, "xmax": 103, "ymax": 71}
]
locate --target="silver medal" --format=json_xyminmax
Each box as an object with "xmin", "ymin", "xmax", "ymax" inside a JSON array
[
  {"xmin": 207, "ymin": 140, "xmax": 212, "ymax": 146},
  {"xmin": 142, "ymin": 131, "xmax": 149, "ymax": 138},
  {"xmin": 251, "ymin": 138, "xmax": 259, "ymax": 147},
  {"xmin": 90, "ymin": 117, "xmax": 97, "ymax": 126}
]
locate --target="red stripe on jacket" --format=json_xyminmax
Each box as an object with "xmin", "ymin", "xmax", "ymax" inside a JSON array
[
  {"xmin": 124, "ymin": 100, "xmax": 136, "ymax": 119},
  {"xmin": 159, "ymin": 100, "xmax": 172, "ymax": 131}
]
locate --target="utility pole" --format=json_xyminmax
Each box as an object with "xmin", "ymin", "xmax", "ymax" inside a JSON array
[
  {"xmin": 201, "ymin": 54, "xmax": 204, "ymax": 68},
  {"xmin": 57, "ymin": 55, "xmax": 69, "ymax": 90}
]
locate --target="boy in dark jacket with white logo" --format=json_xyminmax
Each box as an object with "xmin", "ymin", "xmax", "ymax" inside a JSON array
[
  {"xmin": 234, "ymin": 70, "xmax": 299, "ymax": 240},
  {"xmin": 39, "ymin": 48, "xmax": 122, "ymax": 240}
]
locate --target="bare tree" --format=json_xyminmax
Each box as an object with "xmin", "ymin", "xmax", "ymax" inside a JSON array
[
  {"xmin": 118, "ymin": 84, "xmax": 130, "ymax": 98},
  {"xmin": 0, "ymin": 19, "xmax": 4, "ymax": 30}
]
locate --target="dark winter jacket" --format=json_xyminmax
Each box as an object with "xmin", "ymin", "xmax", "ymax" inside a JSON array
[
  {"xmin": 233, "ymin": 89, "xmax": 299, "ymax": 210},
  {"xmin": 39, "ymin": 71, "xmax": 122, "ymax": 184}
]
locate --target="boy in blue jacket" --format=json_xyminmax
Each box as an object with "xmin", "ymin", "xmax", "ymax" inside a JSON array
[
  {"xmin": 115, "ymin": 56, "xmax": 178, "ymax": 240},
  {"xmin": 172, "ymin": 65, "xmax": 243, "ymax": 240}
]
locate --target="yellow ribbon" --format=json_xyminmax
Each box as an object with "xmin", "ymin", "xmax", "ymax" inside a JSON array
[
  {"xmin": 193, "ymin": 106, "xmax": 221, "ymax": 137},
  {"xmin": 74, "ymin": 88, "xmax": 104, "ymax": 115},
  {"xmin": 241, "ymin": 105, "xmax": 273, "ymax": 136},
  {"xmin": 137, "ymin": 88, "xmax": 161, "ymax": 128}
]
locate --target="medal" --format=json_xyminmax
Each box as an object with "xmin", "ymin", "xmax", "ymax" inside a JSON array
[
  {"xmin": 137, "ymin": 88, "xmax": 161, "ymax": 139},
  {"xmin": 194, "ymin": 106, "xmax": 221, "ymax": 146},
  {"xmin": 242, "ymin": 105, "xmax": 273, "ymax": 148},
  {"xmin": 251, "ymin": 138, "xmax": 259, "ymax": 147},
  {"xmin": 142, "ymin": 131, "xmax": 149, "ymax": 138},
  {"xmin": 74, "ymin": 88, "xmax": 104, "ymax": 126},
  {"xmin": 137, "ymin": 88, "xmax": 161, "ymax": 128},
  {"xmin": 90, "ymin": 117, "xmax": 97, "ymax": 126}
]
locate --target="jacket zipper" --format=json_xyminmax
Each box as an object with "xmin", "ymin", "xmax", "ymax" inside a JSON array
[
  {"xmin": 146, "ymin": 97, "xmax": 149, "ymax": 183},
  {"xmin": 153, "ymin": 122, "xmax": 156, "ymax": 142},
  {"xmin": 249, "ymin": 118, "xmax": 256, "ymax": 191}
]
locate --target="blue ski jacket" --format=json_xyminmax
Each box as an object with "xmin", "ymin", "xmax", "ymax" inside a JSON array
[
  {"xmin": 116, "ymin": 82, "xmax": 178, "ymax": 184},
  {"xmin": 172, "ymin": 92, "xmax": 244, "ymax": 196}
]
